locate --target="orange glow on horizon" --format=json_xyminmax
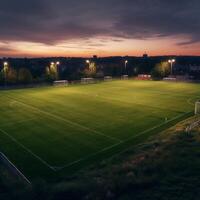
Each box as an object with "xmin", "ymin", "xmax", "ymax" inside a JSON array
[{"xmin": 0, "ymin": 36, "xmax": 200, "ymax": 58}]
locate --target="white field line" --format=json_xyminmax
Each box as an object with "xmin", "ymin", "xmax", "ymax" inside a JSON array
[
  {"xmin": 187, "ymin": 98, "xmax": 194, "ymax": 106},
  {"xmin": 52, "ymin": 142, "xmax": 122, "ymax": 171},
  {"xmin": 0, "ymin": 127, "xmax": 55, "ymax": 171},
  {"xmin": 2, "ymin": 93, "xmax": 195, "ymax": 172},
  {"xmin": 122, "ymin": 111, "xmax": 192, "ymax": 143},
  {"xmin": 56, "ymin": 111, "xmax": 192, "ymax": 171},
  {"xmin": 5, "ymin": 95, "xmax": 121, "ymax": 143},
  {"xmin": 75, "ymin": 89, "xmax": 199, "ymax": 113},
  {"xmin": 80, "ymin": 92, "xmax": 179, "ymax": 112},
  {"xmin": 187, "ymin": 96, "xmax": 200, "ymax": 106},
  {"xmin": 0, "ymin": 152, "xmax": 32, "ymax": 185},
  {"xmin": 73, "ymin": 91, "xmax": 181, "ymax": 113},
  {"xmin": 0, "ymin": 118, "xmax": 35, "ymax": 128},
  {"xmin": 107, "ymin": 111, "xmax": 195, "ymax": 161}
]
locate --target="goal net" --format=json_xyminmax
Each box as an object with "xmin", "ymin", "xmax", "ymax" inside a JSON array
[
  {"xmin": 53, "ymin": 80, "xmax": 68, "ymax": 86},
  {"xmin": 81, "ymin": 78, "xmax": 95, "ymax": 84},
  {"xmin": 104, "ymin": 76, "xmax": 112, "ymax": 81},
  {"xmin": 195, "ymin": 101, "xmax": 200, "ymax": 115},
  {"xmin": 121, "ymin": 75, "xmax": 129, "ymax": 80}
]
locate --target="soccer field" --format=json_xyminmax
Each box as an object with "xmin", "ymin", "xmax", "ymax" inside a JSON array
[{"xmin": 0, "ymin": 80, "xmax": 199, "ymax": 181}]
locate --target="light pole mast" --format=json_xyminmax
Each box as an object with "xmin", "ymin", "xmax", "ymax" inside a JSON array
[
  {"xmin": 56, "ymin": 61, "xmax": 60, "ymax": 80},
  {"xmin": 125, "ymin": 60, "xmax": 128, "ymax": 75},
  {"xmin": 3, "ymin": 62, "xmax": 8, "ymax": 88},
  {"xmin": 50, "ymin": 61, "xmax": 60, "ymax": 80},
  {"xmin": 86, "ymin": 60, "xmax": 90, "ymax": 67},
  {"xmin": 168, "ymin": 59, "xmax": 175, "ymax": 75}
]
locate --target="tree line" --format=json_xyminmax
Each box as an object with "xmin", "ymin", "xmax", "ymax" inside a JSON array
[
  {"xmin": 0, "ymin": 67, "xmax": 33, "ymax": 85},
  {"xmin": 0, "ymin": 56, "xmax": 200, "ymax": 86}
]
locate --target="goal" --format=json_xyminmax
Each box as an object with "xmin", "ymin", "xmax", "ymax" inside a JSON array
[
  {"xmin": 53, "ymin": 80, "xmax": 68, "ymax": 86},
  {"xmin": 104, "ymin": 76, "xmax": 112, "ymax": 81},
  {"xmin": 121, "ymin": 75, "xmax": 128, "ymax": 80},
  {"xmin": 195, "ymin": 101, "xmax": 200, "ymax": 115},
  {"xmin": 81, "ymin": 78, "xmax": 95, "ymax": 84}
]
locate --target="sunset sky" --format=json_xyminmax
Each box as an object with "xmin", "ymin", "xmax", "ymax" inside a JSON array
[{"xmin": 0, "ymin": 0, "xmax": 200, "ymax": 57}]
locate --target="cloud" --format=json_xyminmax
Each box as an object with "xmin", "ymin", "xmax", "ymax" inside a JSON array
[
  {"xmin": 112, "ymin": 0, "xmax": 200, "ymax": 44},
  {"xmin": 0, "ymin": 0, "xmax": 199, "ymax": 45}
]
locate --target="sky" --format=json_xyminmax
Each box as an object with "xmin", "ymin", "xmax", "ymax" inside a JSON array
[{"xmin": 0, "ymin": 0, "xmax": 200, "ymax": 57}]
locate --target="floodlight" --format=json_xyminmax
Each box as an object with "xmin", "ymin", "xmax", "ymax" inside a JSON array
[
  {"xmin": 3, "ymin": 62, "xmax": 8, "ymax": 66},
  {"xmin": 168, "ymin": 59, "xmax": 176, "ymax": 75}
]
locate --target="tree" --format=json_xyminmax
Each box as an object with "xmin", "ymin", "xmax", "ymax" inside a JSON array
[
  {"xmin": 151, "ymin": 62, "xmax": 170, "ymax": 79},
  {"xmin": 7, "ymin": 67, "xmax": 17, "ymax": 84},
  {"xmin": 45, "ymin": 63, "xmax": 58, "ymax": 82},
  {"xmin": 83, "ymin": 62, "xmax": 96, "ymax": 77},
  {"xmin": 45, "ymin": 66, "xmax": 52, "ymax": 82},
  {"xmin": 0, "ymin": 65, "xmax": 17, "ymax": 85},
  {"xmin": 0, "ymin": 70, "xmax": 4, "ymax": 85},
  {"xmin": 18, "ymin": 68, "xmax": 33, "ymax": 84}
]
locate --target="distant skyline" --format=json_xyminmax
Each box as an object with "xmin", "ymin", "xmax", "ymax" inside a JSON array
[{"xmin": 0, "ymin": 0, "xmax": 200, "ymax": 57}]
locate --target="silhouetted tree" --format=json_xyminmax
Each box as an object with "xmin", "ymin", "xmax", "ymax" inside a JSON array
[
  {"xmin": 0, "ymin": 71, "xmax": 4, "ymax": 85},
  {"xmin": 83, "ymin": 62, "xmax": 96, "ymax": 77},
  {"xmin": 7, "ymin": 67, "xmax": 17, "ymax": 84},
  {"xmin": 45, "ymin": 63, "xmax": 58, "ymax": 81},
  {"xmin": 151, "ymin": 62, "xmax": 170, "ymax": 79},
  {"xmin": 18, "ymin": 68, "xmax": 33, "ymax": 84}
]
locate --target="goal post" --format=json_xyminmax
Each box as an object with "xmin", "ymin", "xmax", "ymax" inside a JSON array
[
  {"xmin": 81, "ymin": 78, "xmax": 95, "ymax": 84},
  {"xmin": 121, "ymin": 75, "xmax": 128, "ymax": 80},
  {"xmin": 104, "ymin": 76, "xmax": 112, "ymax": 81},
  {"xmin": 53, "ymin": 80, "xmax": 68, "ymax": 87},
  {"xmin": 195, "ymin": 101, "xmax": 200, "ymax": 115}
]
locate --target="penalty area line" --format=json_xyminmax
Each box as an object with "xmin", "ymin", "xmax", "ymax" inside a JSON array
[
  {"xmin": 102, "ymin": 111, "xmax": 194, "ymax": 161},
  {"xmin": 53, "ymin": 142, "xmax": 123, "ymax": 171},
  {"xmin": 55, "ymin": 111, "xmax": 192, "ymax": 171},
  {"xmin": 123, "ymin": 111, "xmax": 192, "ymax": 143}
]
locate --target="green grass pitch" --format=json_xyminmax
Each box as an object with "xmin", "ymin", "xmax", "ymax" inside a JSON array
[{"xmin": 0, "ymin": 80, "xmax": 199, "ymax": 181}]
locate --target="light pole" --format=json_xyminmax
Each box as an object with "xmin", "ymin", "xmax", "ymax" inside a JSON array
[
  {"xmin": 86, "ymin": 60, "xmax": 90, "ymax": 70},
  {"xmin": 56, "ymin": 61, "xmax": 60, "ymax": 80},
  {"xmin": 3, "ymin": 62, "xmax": 8, "ymax": 87},
  {"xmin": 168, "ymin": 59, "xmax": 175, "ymax": 75},
  {"xmin": 50, "ymin": 62, "xmax": 55, "ymax": 69},
  {"xmin": 50, "ymin": 61, "xmax": 60, "ymax": 80},
  {"xmin": 125, "ymin": 60, "xmax": 128, "ymax": 75},
  {"xmin": 86, "ymin": 60, "xmax": 90, "ymax": 65}
]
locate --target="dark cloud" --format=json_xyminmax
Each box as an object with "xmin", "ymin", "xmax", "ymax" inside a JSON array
[
  {"xmin": 0, "ymin": 0, "xmax": 199, "ymax": 45},
  {"xmin": 113, "ymin": 0, "xmax": 200, "ymax": 44}
]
